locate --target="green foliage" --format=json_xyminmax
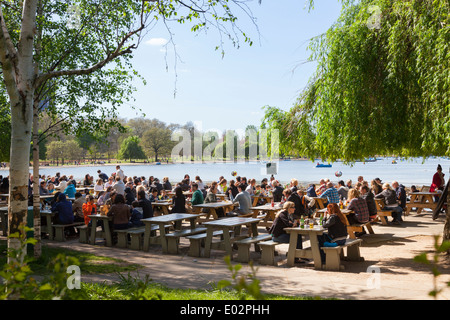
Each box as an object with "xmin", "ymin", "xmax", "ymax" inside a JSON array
[
  {"xmin": 263, "ymin": 0, "xmax": 450, "ymax": 163},
  {"xmin": 0, "ymin": 224, "xmax": 87, "ymax": 300},
  {"xmin": 414, "ymin": 235, "xmax": 450, "ymax": 299},
  {"xmin": 217, "ymin": 255, "xmax": 265, "ymax": 300},
  {"xmin": 118, "ymin": 135, "xmax": 147, "ymax": 161}
]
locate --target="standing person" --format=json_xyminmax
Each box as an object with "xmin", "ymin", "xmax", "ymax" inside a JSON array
[
  {"xmin": 171, "ymin": 186, "xmax": 186, "ymax": 213},
  {"xmin": 268, "ymin": 201, "xmax": 304, "ymax": 263},
  {"xmin": 97, "ymin": 170, "xmax": 109, "ymax": 182},
  {"xmin": 431, "ymin": 164, "xmax": 445, "ymax": 201},
  {"xmin": 107, "ymin": 194, "xmax": 132, "ymax": 230},
  {"xmin": 116, "ymin": 165, "xmax": 125, "ymax": 181},
  {"xmin": 317, "ymin": 203, "xmax": 348, "ymax": 263},
  {"xmin": 374, "ymin": 183, "xmax": 404, "ymax": 225}
]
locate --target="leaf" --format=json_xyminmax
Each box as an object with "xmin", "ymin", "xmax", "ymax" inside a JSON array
[
  {"xmin": 217, "ymin": 280, "xmax": 231, "ymax": 289},
  {"xmin": 413, "ymin": 253, "xmax": 429, "ymax": 264}
]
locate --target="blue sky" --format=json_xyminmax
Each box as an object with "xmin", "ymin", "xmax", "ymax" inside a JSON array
[{"xmin": 120, "ymin": 1, "xmax": 343, "ymax": 133}]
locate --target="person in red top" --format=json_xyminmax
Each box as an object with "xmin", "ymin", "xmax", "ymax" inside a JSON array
[
  {"xmin": 430, "ymin": 164, "xmax": 445, "ymax": 192},
  {"xmin": 82, "ymin": 194, "xmax": 97, "ymax": 226}
]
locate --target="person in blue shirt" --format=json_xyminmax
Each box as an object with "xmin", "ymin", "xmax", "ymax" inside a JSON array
[
  {"xmin": 319, "ymin": 182, "xmax": 340, "ymax": 204},
  {"xmin": 63, "ymin": 181, "xmax": 76, "ymax": 199}
]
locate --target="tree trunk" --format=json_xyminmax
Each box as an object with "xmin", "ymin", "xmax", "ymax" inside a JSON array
[
  {"xmin": 445, "ymin": 181, "xmax": 450, "ymax": 253},
  {"xmin": 32, "ymin": 101, "xmax": 41, "ymax": 258}
]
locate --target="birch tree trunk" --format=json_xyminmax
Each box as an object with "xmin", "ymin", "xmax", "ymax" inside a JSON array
[
  {"xmin": 32, "ymin": 101, "xmax": 41, "ymax": 258},
  {"xmin": 1, "ymin": 0, "xmax": 39, "ymax": 262}
]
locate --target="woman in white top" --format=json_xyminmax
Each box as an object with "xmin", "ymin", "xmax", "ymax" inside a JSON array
[{"xmin": 94, "ymin": 178, "xmax": 104, "ymax": 196}]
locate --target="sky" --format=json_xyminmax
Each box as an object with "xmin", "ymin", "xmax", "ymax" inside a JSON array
[{"xmin": 118, "ymin": 0, "xmax": 343, "ymax": 134}]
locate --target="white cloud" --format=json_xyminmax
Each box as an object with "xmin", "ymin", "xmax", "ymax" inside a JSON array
[{"xmin": 145, "ymin": 38, "xmax": 168, "ymax": 46}]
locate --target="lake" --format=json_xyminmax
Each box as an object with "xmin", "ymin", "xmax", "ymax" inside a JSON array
[{"xmin": 1, "ymin": 157, "xmax": 449, "ymax": 187}]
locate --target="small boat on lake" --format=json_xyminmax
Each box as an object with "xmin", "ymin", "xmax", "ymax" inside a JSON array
[{"xmin": 316, "ymin": 163, "xmax": 332, "ymax": 168}]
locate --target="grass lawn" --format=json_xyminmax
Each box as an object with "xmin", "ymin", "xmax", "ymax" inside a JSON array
[{"xmin": 0, "ymin": 240, "xmax": 325, "ymax": 300}]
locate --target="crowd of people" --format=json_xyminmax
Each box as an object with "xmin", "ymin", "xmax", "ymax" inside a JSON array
[{"xmin": 0, "ymin": 164, "xmax": 443, "ymax": 248}]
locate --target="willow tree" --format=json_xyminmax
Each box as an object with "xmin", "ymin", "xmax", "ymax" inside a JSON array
[
  {"xmin": 262, "ymin": 0, "xmax": 450, "ymax": 242},
  {"xmin": 0, "ymin": 0, "xmax": 260, "ymax": 259}
]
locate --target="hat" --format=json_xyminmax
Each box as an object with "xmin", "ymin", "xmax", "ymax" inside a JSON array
[{"xmin": 375, "ymin": 177, "xmax": 382, "ymax": 182}]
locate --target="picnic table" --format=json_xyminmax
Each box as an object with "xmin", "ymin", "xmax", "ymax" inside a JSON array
[
  {"xmin": 251, "ymin": 195, "xmax": 273, "ymax": 206},
  {"xmin": 202, "ymin": 217, "xmax": 261, "ymax": 259},
  {"xmin": 0, "ymin": 206, "xmax": 54, "ymax": 238},
  {"xmin": 249, "ymin": 202, "xmax": 282, "ymax": 227},
  {"xmin": 285, "ymin": 225, "xmax": 324, "ymax": 269},
  {"xmin": 151, "ymin": 200, "xmax": 172, "ymax": 215},
  {"xmin": 88, "ymin": 214, "xmax": 113, "ymax": 246},
  {"xmin": 405, "ymin": 192, "xmax": 439, "ymax": 215},
  {"xmin": 192, "ymin": 201, "xmax": 236, "ymax": 220},
  {"xmin": 312, "ymin": 197, "xmax": 327, "ymax": 209},
  {"xmin": 141, "ymin": 213, "xmax": 201, "ymax": 253}
]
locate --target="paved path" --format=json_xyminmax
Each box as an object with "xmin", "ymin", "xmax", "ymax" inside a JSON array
[{"xmin": 44, "ymin": 211, "xmax": 450, "ymax": 300}]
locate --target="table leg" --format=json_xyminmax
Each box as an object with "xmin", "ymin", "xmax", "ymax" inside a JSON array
[
  {"xmin": 222, "ymin": 227, "xmax": 233, "ymax": 258},
  {"xmin": 46, "ymin": 213, "xmax": 53, "ymax": 240},
  {"xmin": 104, "ymin": 220, "xmax": 112, "ymax": 247},
  {"xmin": 89, "ymin": 219, "xmax": 98, "ymax": 245},
  {"xmin": 143, "ymin": 222, "xmax": 151, "ymax": 251},
  {"xmin": 158, "ymin": 222, "xmax": 169, "ymax": 253},
  {"xmin": 204, "ymin": 227, "xmax": 214, "ymax": 258},
  {"xmin": 309, "ymin": 233, "xmax": 323, "ymax": 270},
  {"xmin": 286, "ymin": 230, "xmax": 298, "ymax": 267}
]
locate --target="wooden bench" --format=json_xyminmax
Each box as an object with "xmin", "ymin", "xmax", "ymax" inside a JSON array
[
  {"xmin": 320, "ymin": 238, "xmax": 364, "ymax": 271},
  {"xmin": 186, "ymin": 230, "xmax": 233, "ymax": 257},
  {"xmin": 374, "ymin": 199, "xmax": 393, "ymax": 225},
  {"xmin": 234, "ymin": 234, "xmax": 273, "ymax": 263},
  {"xmin": 115, "ymin": 227, "xmax": 146, "ymax": 250},
  {"xmin": 259, "ymin": 240, "xmax": 284, "ymax": 266},
  {"xmin": 347, "ymin": 221, "xmax": 375, "ymax": 239},
  {"xmin": 165, "ymin": 227, "xmax": 207, "ymax": 254},
  {"xmin": 75, "ymin": 225, "xmax": 89, "ymax": 243},
  {"xmin": 53, "ymin": 222, "xmax": 85, "ymax": 242}
]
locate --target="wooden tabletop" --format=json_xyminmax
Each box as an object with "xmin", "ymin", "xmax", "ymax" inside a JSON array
[
  {"xmin": 193, "ymin": 201, "xmax": 235, "ymax": 208},
  {"xmin": 250, "ymin": 203, "xmax": 283, "ymax": 211},
  {"xmin": 202, "ymin": 216, "xmax": 261, "ymax": 227},
  {"xmin": 141, "ymin": 213, "xmax": 200, "ymax": 223}
]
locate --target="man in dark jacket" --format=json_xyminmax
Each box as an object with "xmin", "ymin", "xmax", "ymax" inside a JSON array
[
  {"xmin": 271, "ymin": 180, "xmax": 284, "ymax": 202},
  {"xmin": 52, "ymin": 193, "xmax": 74, "ymax": 225},
  {"xmin": 392, "ymin": 181, "xmax": 407, "ymax": 209},
  {"xmin": 361, "ymin": 185, "xmax": 377, "ymax": 219},
  {"xmin": 137, "ymin": 189, "xmax": 153, "ymax": 219}
]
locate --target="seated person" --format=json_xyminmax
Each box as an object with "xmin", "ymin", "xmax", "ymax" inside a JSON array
[
  {"xmin": 318, "ymin": 203, "xmax": 348, "ymax": 263},
  {"xmin": 72, "ymin": 192, "xmax": 85, "ymax": 223},
  {"xmin": 130, "ymin": 201, "xmax": 144, "ymax": 227},
  {"xmin": 346, "ymin": 188, "xmax": 370, "ymax": 225},
  {"xmin": 190, "ymin": 183, "xmax": 204, "ymax": 206},
  {"xmin": 319, "ymin": 182, "xmax": 340, "ymax": 204},
  {"xmin": 230, "ymin": 184, "xmax": 252, "ymax": 216},
  {"xmin": 374, "ymin": 183, "xmax": 404, "ymax": 224},
  {"xmin": 107, "ymin": 194, "xmax": 132, "ymax": 230},
  {"xmin": 268, "ymin": 201, "xmax": 304, "ymax": 263},
  {"xmin": 360, "ymin": 185, "xmax": 377, "ymax": 220},
  {"xmin": 82, "ymin": 194, "xmax": 97, "ymax": 226}
]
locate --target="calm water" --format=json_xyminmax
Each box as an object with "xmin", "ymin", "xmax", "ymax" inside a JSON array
[{"xmin": 1, "ymin": 157, "xmax": 449, "ymax": 187}]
